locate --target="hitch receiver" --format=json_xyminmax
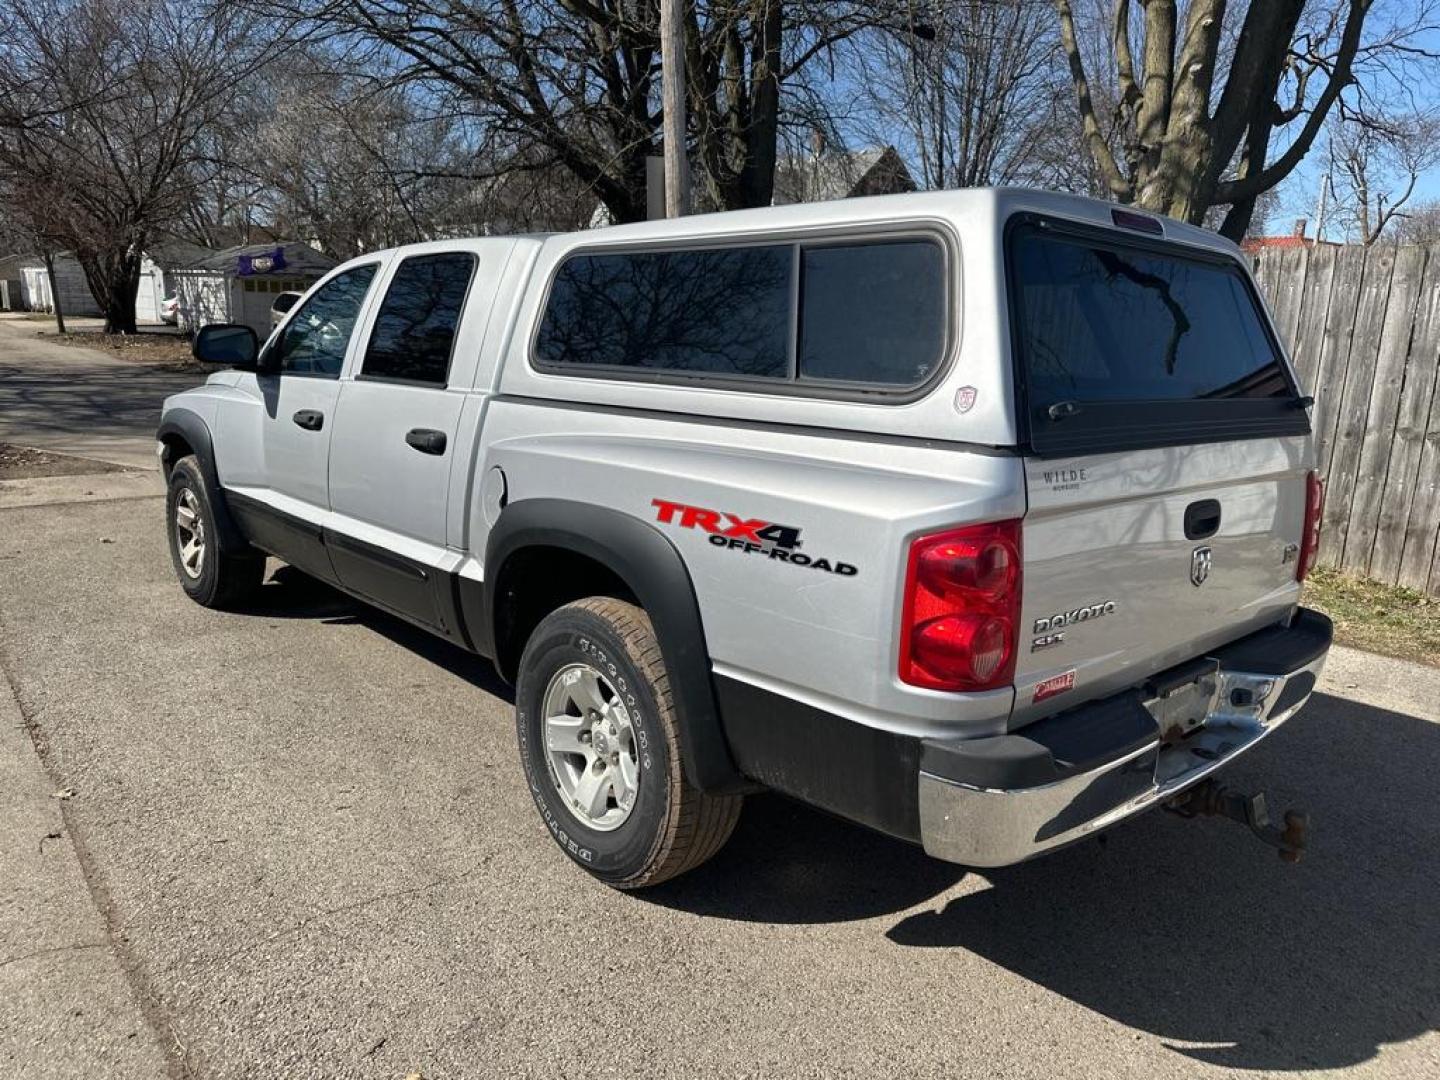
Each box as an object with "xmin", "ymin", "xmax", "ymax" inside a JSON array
[{"xmin": 1165, "ymin": 779, "xmax": 1309, "ymax": 864}]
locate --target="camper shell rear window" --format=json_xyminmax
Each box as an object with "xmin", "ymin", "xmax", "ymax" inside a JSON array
[{"xmin": 1007, "ymin": 214, "xmax": 1308, "ymax": 456}]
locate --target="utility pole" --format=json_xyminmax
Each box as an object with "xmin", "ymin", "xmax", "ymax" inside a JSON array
[
  {"xmin": 660, "ymin": 0, "xmax": 689, "ymax": 217},
  {"xmin": 1313, "ymin": 169, "xmax": 1330, "ymax": 246}
]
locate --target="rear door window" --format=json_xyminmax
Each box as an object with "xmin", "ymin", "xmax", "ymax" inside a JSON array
[
  {"xmin": 362, "ymin": 253, "xmax": 477, "ymax": 385},
  {"xmin": 1009, "ymin": 220, "xmax": 1304, "ymax": 454}
]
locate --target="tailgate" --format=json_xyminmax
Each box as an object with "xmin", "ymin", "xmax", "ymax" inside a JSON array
[
  {"xmin": 1013, "ymin": 440, "xmax": 1308, "ymax": 723},
  {"xmin": 1005, "ymin": 214, "xmax": 1312, "ymax": 721}
]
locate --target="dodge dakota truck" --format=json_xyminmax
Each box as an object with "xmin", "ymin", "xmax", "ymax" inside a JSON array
[{"xmin": 159, "ymin": 188, "xmax": 1331, "ymax": 888}]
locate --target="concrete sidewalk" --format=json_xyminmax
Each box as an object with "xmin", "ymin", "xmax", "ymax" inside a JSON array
[
  {"xmin": 0, "ymin": 661, "xmax": 172, "ymax": 1078},
  {"xmin": 0, "ymin": 315, "xmax": 205, "ymax": 470}
]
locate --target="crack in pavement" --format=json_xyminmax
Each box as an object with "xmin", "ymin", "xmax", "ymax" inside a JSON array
[{"xmin": 0, "ymin": 941, "xmax": 108, "ymax": 969}]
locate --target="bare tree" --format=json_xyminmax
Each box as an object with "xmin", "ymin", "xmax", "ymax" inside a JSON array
[
  {"xmin": 1053, "ymin": 0, "xmax": 1440, "ymax": 240},
  {"xmin": 0, "ymin": 0, "xmax": 286, "ymax": 333},
  {"xmin": 1327, "ymin": 110, "xmax": 1440, "ymax": 244},
  {"xmin": 1393, "ymin": 199, "xmax": 1440, "ymax": 246},
  {"xmin": 239, "ymin": 0, "xmax": 920, "ymax": 224},
  {"xmin": 846, "ymin": 1, "xmax": 1075, "ymax": 191}
]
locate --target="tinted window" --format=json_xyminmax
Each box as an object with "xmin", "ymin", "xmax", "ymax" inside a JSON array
[
  {"xmin": 535, "ymin": 245, "xmax": 792, "ymax": 378},
  {"xmin": 271, "ymin": 265, "xmax": 378, "ymax": 377},
  {"xmin": 362, "ymin": 253, "xmax": 476, "ymax": 385},
  {"xmin": 272, "ymin": 292, "xmax": 300, "ymax": 314},
  {"xmin": 798, "ymin": 241, "xmax": 945, "ymax": 385},
  {"xmin": 1012, "ymin": 229, "xmax": 1289, "ymax": 406}
]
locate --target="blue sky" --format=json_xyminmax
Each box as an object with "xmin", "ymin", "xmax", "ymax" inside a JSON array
[{"xmin": 1272, "ymin": 23, "xmax": 1440, "ymax": 240}]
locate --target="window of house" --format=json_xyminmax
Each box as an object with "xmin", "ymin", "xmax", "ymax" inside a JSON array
[{"xmin": 361, "ymin": 253, "xmax": 477, "ymax": 385}]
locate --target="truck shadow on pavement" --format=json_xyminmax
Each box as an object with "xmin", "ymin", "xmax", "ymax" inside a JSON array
[
  {"xmin": 239, "ymin": 565, "xmax": 515, "ymax": 701},
  {"xmin": 231, "ymin": 569, "xmax": 1436, "ymax": 1070},
  {"xmin": 885, "ymin": 690, "xmax": 1440, "ymax": 1073}
]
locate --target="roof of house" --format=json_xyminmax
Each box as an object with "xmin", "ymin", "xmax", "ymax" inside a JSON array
[
  {"xmin": 147, "ymin": 239, "xmax": 220, "ymax": 268},
  {"xmin": 773, "ymin": 146, "xmax": 917, "ymax": 206},
  {"xmin": 1240, "ymin": 235, "xmax": 1310, "ymax": 253},
  {"xmin": 173, "ymin": 241, "xmax": 337, "ymax": 276}
]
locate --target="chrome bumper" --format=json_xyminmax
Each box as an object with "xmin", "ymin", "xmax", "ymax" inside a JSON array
[{"xmin": 918, "ymin": 621, "xmax": 1329, "ymax": 868}]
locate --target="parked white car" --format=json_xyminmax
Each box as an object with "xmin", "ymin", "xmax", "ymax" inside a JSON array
[
  {"xmin": 160, "ymin": 296, "xmax": 179, "ymax": 325},
  {"xmin": 270, "ymin": 290, "xmax": 303, "ymax": 330}
]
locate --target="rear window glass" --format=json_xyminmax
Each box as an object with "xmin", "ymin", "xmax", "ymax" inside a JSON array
[
  {"xmin": 363, "ymin": 253, "xmax": 476, "ymax": 385},
  {"xmin": 1012, "ymin": 228, "xmax": 1289, "ymax": 407},
  {"xmin": 273, "ymin": 292, "xmax": 300, "ymax": 314},
  {"xmin": 798, "ymin": 241, "xmax": 945, "ymax": 385},
  {"xmin": 535, "ymin": 246, "xmax": 793, "ymax": 379}
]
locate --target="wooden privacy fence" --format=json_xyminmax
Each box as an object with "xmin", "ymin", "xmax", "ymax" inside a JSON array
[{"xmin": 1252, "ymin": 242, "xmax": 1440, "ymax": 596}]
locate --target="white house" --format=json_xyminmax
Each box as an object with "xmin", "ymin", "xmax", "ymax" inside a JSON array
[
  {"xmin": 170, "ymin": 243, "xmax": 336, "ymax": 337},
  {"xmin": 13, "ymin": 242, "xmax": 214, "ymax": 322}
]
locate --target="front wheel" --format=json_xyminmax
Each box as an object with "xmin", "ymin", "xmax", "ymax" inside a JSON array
[
  {"xmin": 165, "ymin": 455, "xmax": 264, "ymax": 609},
  {"xmin": 515, "ymin": 597, "xmax": 741, "ymax": 889}
]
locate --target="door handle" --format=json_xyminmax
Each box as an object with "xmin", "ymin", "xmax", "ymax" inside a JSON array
[
  {"xmin": 292, "ymin": 409, "xmax": 324, "ymax": 431},
  {"xmin": 1184, "ymin": 498, "xmax": 1222, "ymax": 540},
  {"xmin": 405, "ymin": 428, "xmax": 447, "ymax": 455}
]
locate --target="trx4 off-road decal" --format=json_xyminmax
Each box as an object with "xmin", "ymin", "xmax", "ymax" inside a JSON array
[{"xmin": 652, "ymin": 498, "xmax": 858, "ymax": 577}]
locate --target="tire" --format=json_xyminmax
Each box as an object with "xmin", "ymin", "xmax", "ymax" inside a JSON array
[
  {"xmin": 165, "ymin": 455, "xmax": 264, "ymax": 609},
  {"xmin": 515, "ymin": 597, "xmax": 742, "ymax": 889}
]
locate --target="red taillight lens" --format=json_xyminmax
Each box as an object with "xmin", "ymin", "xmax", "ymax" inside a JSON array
[
  {"xmin": 900, "ymin": 521, "xmax": 1022, "ymax": 692},
  {"xmin": 1297, "ymin": 471, "xmax": 1324, "ymax": 582}
]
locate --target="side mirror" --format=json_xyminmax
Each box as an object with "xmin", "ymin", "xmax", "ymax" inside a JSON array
[{"xmin": 193, "ymin": 324, "xmax": 258, "ymax": 368}]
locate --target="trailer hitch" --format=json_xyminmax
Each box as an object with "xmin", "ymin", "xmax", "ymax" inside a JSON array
[{"xmin": 1165, "ymin": 780, "xmax": 1309, "ymax": 864}]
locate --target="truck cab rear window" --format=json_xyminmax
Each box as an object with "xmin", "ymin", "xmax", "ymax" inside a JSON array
[
  {"xmin": 1009, "ymin": 221, "xmax": 1302, "ymax": 454},
  {"xmin": 534, "ymin": 238, "xmax": 946, "ymax": 392}
]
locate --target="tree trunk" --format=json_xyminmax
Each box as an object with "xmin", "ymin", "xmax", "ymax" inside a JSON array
[
  {"xmin": 42, "ymin": 250, "xmax": 66, "ymax": 336},
  {"xmin": 103, "ymin": 259, "xmax": 141, "ymax": 335},
  {"xmin": 76, "ymin": 247, "xmax": 142, "ymax": 335},
  {"xmin": 736, "ymin": 0, "xmax": 782, "ymax": 209}
]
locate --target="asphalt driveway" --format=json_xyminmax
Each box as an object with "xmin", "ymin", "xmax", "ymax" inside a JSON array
[
  {"xmin": 0, "ymin": 313, "xmax": 1435, "ymax": 1077},
  {"xmin": 0, "ymin": 315, "xmax": 205, "ymax": 469},
  {"xmin": 0, "ymin": 483, "xmax": 1436, "ymax": 1079}
]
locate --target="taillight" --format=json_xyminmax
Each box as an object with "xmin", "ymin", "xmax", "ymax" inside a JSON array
[
  {"xmin": 1297, "ymin": 471, "xmax": 1324, "ymax": 582},
  {"xmin": 899, "ymin": 521, "xmax": 1022, "ymax": 692}
]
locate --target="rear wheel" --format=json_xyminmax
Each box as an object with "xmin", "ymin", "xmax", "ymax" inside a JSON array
[
  {"xmin": 515, "ymin": 597, "xmax": 742, "ymax": 888},
  {"xmin": 165, "ymin": 455, "xmax": 263, "ymax": 608}
]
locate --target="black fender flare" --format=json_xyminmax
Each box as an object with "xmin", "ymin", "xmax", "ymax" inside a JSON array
[
  {"xmin": 482, "ymin": 498, "xmax": 745, "ymax": 794},
  {"xmin": 155, "ymin": 408, "xmax": 248, "ymax": 551}
]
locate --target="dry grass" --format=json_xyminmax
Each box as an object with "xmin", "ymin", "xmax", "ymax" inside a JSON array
[
  {"xmin": 0, "ymin": 442, "xmax": 133, "ymax": 479},
  {"xmin": 49, "ymin": 331, "xmax": 199, "ymax": 368},
  {"xmin": 1303, "ymin": 567, "xmax": 1440, "ymax": 667}
]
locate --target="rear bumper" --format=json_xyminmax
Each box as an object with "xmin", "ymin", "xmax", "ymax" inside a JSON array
[{"xmin": 917, "ymin": 608, "xmax": 1332, "ymax": 867}]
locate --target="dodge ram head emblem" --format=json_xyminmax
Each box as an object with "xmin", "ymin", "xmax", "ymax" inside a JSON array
[{"xmin": 1191, "ymin": 546, "xmax": 1212, "ymax": 587}]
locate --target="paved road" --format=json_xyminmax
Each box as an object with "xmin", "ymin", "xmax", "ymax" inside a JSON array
[
  {"xmin": 0, "ymin": 477, "xmax": 1436, "ymax": 1079},
  {"xmin": 0, "ymin": 315, "xmax": 205, "ymax": 469}
]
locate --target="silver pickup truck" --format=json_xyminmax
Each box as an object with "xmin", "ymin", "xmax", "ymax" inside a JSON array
[{"xmin": 159, "ymin": 188, "xmax": 1331, "ymax": 888}]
